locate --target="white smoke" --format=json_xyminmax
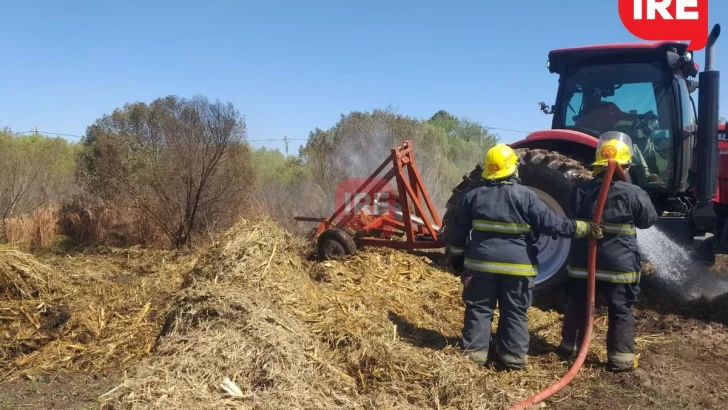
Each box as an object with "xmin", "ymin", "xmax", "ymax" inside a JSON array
[{"xmin": 327, "ymin": 111, "xmax": 453, "ymax": 219}]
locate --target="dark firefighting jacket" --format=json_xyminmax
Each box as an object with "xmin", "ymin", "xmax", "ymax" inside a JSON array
[
  {"xmin": 567, "ymin": 177, "xmax": 658, "ymax": 283},
  {"xmin": 449, "ymin": 176, "xmax": 583, "ymax": 277}
]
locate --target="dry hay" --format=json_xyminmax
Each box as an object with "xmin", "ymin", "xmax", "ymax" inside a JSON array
[
  {"xmin": 0, "ymin": 246, "xmax": 196, "ymax": 381},
  {"xmin": 104, "ymin": 220, "xmax": 350, "ymax": 409},
  {"xmin": 104, "ymin": 218, "xmax": 667, "ymax": 410},
  {"xmin": 0, "ymin": 247, "xmax": 60, "ymax": 299}
]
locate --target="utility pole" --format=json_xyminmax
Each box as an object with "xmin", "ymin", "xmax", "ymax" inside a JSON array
[{"xmin": 284, "ymin": 135, "xmax": 289, "ymax": 157}]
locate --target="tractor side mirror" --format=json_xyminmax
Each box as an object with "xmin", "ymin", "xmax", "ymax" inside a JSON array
[
  {"xmin": 538, "ymin": 101, "xmax": 555, "ymax": 115},
  {"xmin": 687, "ymin": 78, "xmax": 699, "ymax": 93}
]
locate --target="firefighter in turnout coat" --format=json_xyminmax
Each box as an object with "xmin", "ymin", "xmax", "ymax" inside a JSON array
[
  {"xmin": 559, "ymin": 131, "xmax": 658, "ymax": 372},
  {"xmin": 448, "ymin": 143, "xmax": 603, "ymax": 370}
]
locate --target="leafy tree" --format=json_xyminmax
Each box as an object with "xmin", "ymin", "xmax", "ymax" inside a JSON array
[
  {"xmin": 0, "ymin": 129, "xmax": 80, "ymax": 241},
  {"xmin": 428, "ymin": 110, "xmax": 496, "ymax": 143},
  {"xmin": 77, "ymin": 95, "xmax": 255, "ymax": 248},
  {"xmin": 253, "ymin": 148, "xmax": 310, "ymax": 210},
  {"xmin": 299, "ymin": 108, "xmax": 499, "ymax": 216}
]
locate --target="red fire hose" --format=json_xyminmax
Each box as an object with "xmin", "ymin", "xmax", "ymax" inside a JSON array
[{"xmin": 508, "ymin": 160, "xmax": 627, "ymax": 410}]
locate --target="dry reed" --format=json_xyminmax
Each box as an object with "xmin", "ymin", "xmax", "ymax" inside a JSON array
[
  {"xmin": 3, "ymin": 207, "xmax": 59, "ymax": 252},
  {"xmin": 59, "ymin": 203, "xmax": 167, "ymax": 248}
]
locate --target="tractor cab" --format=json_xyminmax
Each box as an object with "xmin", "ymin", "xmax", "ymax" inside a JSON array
[
  {"xmin": 545, "ymin": 41, "xmax": 700, "ymax": 197},
  {"xmin": 514, "ymin": 24, "xmax": 721, "ymax": 268}
]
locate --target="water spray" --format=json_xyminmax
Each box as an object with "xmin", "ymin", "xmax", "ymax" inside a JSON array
[
  {"xmin": 636, "ymin": 227, "xmax": 693, "ymax": 287},
  {"xmin": 638, "ymin": 226, "xmax": 728, "ymax": 302}
]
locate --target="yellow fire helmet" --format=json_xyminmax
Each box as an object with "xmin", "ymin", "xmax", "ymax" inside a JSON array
[
  {"xmin": 482, "ymin": 143, "xmax": 521, "ymax": 180},
  {"xmin": 593, "ymin": 131, "xmax": 634, "ymax": 167}
]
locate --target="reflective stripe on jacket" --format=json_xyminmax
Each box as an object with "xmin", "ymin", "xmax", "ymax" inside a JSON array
[
  {"xmin": 567, "ymin": 177, "xmax": 658, "ymax": 283},
  {"xmin": 449, "ymin": 176, "xmax": 580, "ymax": 277}
]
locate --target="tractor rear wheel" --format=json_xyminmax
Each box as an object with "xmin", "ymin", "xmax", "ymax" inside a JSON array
[{"xmin": 441, "ymin": 149, "xmax": 591, "ymax": 301}]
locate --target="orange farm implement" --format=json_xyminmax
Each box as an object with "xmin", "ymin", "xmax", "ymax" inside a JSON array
[{"xmin": 294, "ymin": 140, "xmax": 444, "ymax": 260}]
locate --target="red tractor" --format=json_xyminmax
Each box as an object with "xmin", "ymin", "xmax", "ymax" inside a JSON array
[{"xmin": 442, "ymin": 24, "xmax": 724, "ymax": 299}]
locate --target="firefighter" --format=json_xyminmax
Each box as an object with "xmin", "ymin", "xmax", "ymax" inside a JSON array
[
  {"xmin": 448, "ymin": 143, "xmax": 603, "ymax": 370},
  {"xmin": 559, "ymin": 131, "xmax": 658, "ymax": 373}
]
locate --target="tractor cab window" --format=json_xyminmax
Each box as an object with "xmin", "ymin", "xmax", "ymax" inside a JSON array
[{"xmin": 558, "ymin": 62, "xmax": 675, "ymax": 190}]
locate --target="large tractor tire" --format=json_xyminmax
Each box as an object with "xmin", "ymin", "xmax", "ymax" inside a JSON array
[{"xmin": 441, "ymin": 149, "xmax": 591, "ymax": 301}]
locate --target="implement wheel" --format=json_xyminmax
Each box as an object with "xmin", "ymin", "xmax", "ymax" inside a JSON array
[{"xmin": 317, "ymin": 228, "xmax": 358, "ymax": 260}]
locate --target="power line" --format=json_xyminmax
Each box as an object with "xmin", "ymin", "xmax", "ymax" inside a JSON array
[
  {"xmin": 37, "ymin": 130, "xmax": 84, "ymax": 138},
  {"xmin": 246, "ymin": 138, "xmax": 308, "ymax": 142},
  {"xmin": 485, "ymin": 126, "xmax": 530, "ymax": 134},
  {"xmin": 15, "ymin": 130, "xmax": 84, "ymax": 138}
]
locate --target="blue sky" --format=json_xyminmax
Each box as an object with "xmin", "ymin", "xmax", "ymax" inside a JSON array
[{"xmin": 1, "ymin": 0, "xmax": 726, "ymax": 155}]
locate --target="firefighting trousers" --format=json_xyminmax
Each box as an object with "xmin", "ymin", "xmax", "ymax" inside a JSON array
[
  {"xmin": 461, "ymin": 273, "xmax": 534, "ymax": 367},
  {"xmin": 560, "ymin": 277, "xmax": 640, "ymax": 364}
]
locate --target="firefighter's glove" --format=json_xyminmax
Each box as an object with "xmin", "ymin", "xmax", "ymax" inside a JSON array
[
  {"xmin": 573, "ymin": 221, "xmax": 603, "ymax": 240},
  {"xmin": 451, "ymin": 255, "xmax": 465, "ymax": 275},
  {"xmin": 448, "ymin": 245, "xmax": 466, "ymax": 276},
  {"xmin": 461, "ymin": 273, "xmax": 473, "ymax": 288}
]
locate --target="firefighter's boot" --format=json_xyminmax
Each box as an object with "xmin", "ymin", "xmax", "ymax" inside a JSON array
[{"xmin": 607, "ymin": 352, "xmax": 639, "ymax": 373}]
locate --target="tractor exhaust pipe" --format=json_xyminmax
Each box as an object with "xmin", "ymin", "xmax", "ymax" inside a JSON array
[
  {"xmin": 696, "ymin": 24, "xmax": 721, "ymax": 204},
  {"xmin": 693, "ymin": 24, "xmax": 721, "ymax": 263},
  {"xmin": 705, "ymin": 24, "xmax": 721, "ymax": 72}
]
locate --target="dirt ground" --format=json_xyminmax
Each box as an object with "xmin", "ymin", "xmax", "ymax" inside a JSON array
[
  {"xmin": 0, "ymin": 372, "xmax": 119, "ymax": 410},
  {"xmin": 4, "ymin": 241, "xmax": 728, "ymax": 409},
  {"xmin": 3, "ymin": 303, "xmax": 728, "ymax": 409},
  {"xmin": 550, "ymin": 306, "xmax": 728, "ymax": 409}
]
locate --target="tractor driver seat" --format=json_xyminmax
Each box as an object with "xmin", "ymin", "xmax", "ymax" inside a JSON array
[{"xmin": 573, "ymin": 89, "xmax": 624, "ymax": 134}]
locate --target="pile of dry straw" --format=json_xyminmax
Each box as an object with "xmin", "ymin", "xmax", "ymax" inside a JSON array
[
  {"xmin": 100, "ymin": 218, "xmax": 661, "ymax": 410},
  {"xmin": 0, "ymin": 246, "xmax": 194, "ymax": 381}
]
